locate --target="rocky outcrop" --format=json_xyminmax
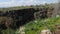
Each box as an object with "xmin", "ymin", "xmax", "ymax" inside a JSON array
[
  {"xmin": 0, "ymin": 8, "xmax": 36, "ymax": 29},
  {"xmin": 0, "ymin": 7, "xmax": 54, "ymax": 29}
]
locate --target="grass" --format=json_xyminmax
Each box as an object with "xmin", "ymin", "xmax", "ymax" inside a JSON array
[{"xmin": 25, "ymin": 16, "xmax": 60, "ymax": 34}]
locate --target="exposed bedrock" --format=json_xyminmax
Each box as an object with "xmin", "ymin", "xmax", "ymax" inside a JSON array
[{"xmin": 0, "ymin": 8, "xmax": 54, "ymax": 29}]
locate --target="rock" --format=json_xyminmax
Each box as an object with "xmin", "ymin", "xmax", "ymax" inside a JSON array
[
  {"xmin": 56, "ymin": 15, "xmax": 60, "ymax": 18},
  {"xmin": 34, "ymin": 20, "xmax": 38, "ymax": 23},
  {"xmin": 19, "ymin": 26, "xmax": 25, "ymax": 34},
  {"xmin": 41, "ymin": 29, "xmax": 52, "ymax": 34},
  {"xmin": 55, "ymin": 30, "xmax": 60, "ymax": 34}
]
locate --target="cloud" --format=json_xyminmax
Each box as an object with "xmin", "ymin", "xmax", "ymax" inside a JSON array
[
  {"xmin": 0, "ymin": 0, "xmax": 17, "ymax": 7},
  {"xmin": 0, "ymin": 0, "xmax": 58, "ymax": 8}
]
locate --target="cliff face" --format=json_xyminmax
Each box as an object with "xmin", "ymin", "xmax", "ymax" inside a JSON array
[
  {"xmin": 52, "ymin": 3, "xmax": 60, "ymax": 17},
  {"xmin": 0, "ymin": 7, "xmax": 54, "ymax": 29},
  {"xmin": 0, "ymin": 8, "xmax": 36, "ymax": 29}
]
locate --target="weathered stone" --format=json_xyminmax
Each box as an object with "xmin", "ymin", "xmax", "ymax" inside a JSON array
[{"xmin": 41, "ymin": 29, "xmax": 52, "ymax": 34}]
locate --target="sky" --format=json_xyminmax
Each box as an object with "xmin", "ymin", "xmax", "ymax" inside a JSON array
[{"xmin": 0, "ymin": 0, "xmax": 58, "ymax": 8}]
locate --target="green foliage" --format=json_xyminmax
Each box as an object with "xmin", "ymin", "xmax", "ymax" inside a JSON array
[
  {"xmin": 25, "ymin": 16, "xmax": 60, "ymax": 34},
  {"xmin": 0, "ymin": 29, "xmax": 20, "ymax": 34},
  {"xmin": 0, "ymin": 29, "xmax": 14, "ymax": 34}
]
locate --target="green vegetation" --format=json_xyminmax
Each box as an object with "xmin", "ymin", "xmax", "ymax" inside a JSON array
[
  {"xmin": 0, "ymin": 29, "xmax": 21, "ymax": 34},
  {"xmin": 25, "ymin": 16, "xmax": 60, "ymax": 34}
]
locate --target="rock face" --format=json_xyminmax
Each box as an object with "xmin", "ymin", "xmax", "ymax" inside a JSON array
[
  {"xmin": 0, "ymin": 8, "xmax": 54, "ymax": 29},
  {"xmin": 55, "ymin": 30, "xmax": 60, "ymax": 34},
  {"xmin": 0, "ymin": 8, "xmax": 36, "ymax": 29},
  {"xmin": 0, "ymin": 17, "xmax": 13, "ymax": 29},
  {"xmin": 52, "ymin": 3, "xmax": 60, "ymax": 17},
  {"xmin": 55, "ymin": 26, "xmax": 60, "ymax": 34}
]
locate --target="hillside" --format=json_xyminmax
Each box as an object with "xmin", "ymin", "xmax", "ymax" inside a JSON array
[{"xmin": 0, "ymin": 3, "xmax": 60, "ymax": 34}]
